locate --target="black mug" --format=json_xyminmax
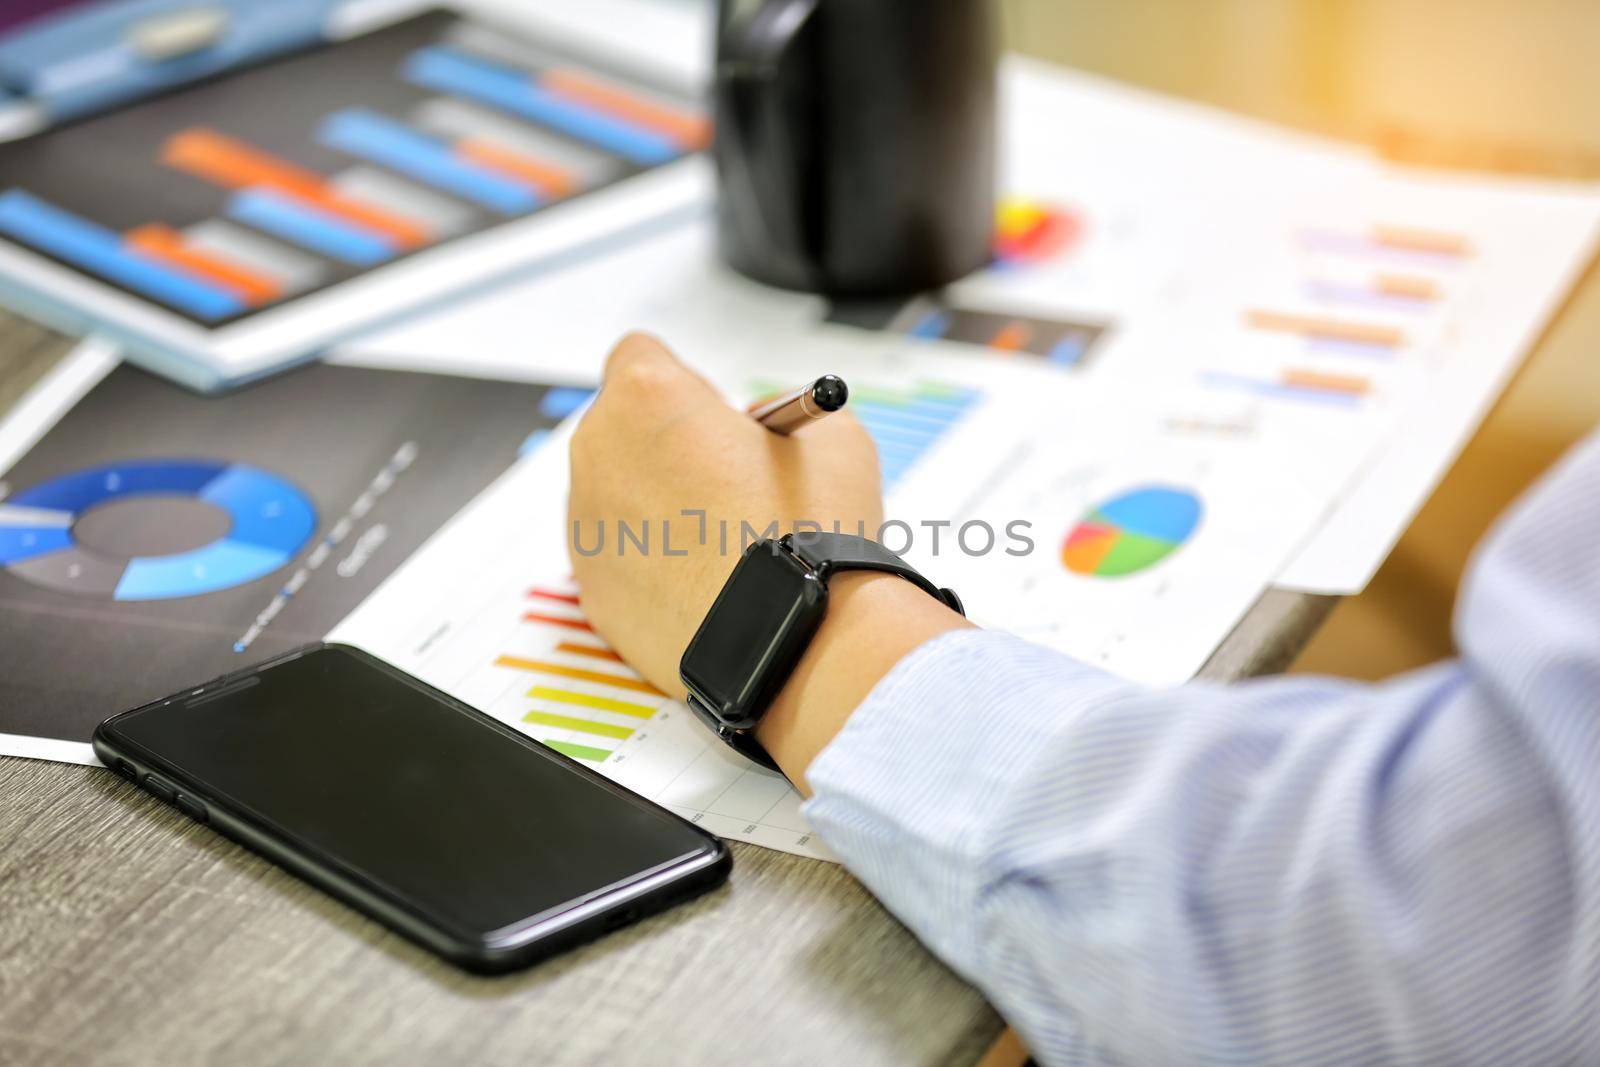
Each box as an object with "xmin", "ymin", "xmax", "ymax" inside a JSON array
[{"xmin": 713, "ymin": 0, "xmax": 997, "ymax": 296}]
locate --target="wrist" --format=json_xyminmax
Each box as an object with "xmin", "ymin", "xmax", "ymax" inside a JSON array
[{"xmin": 754, "ymin": 570, "xmax": 970, "ymax": 790}]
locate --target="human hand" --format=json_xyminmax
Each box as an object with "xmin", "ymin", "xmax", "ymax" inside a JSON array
[{"xmin": 567, "ymin": 332, "xmax": 885, "ymax": 699}]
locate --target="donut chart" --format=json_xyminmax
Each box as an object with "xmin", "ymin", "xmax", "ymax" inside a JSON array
[{"xmin": 0, "ymin": 460, "xmax": 316, "ymax": 600}]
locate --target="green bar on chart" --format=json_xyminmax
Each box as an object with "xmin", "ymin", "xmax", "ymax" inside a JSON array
[{"xmin": 543, "ymin": 739, "xmax": 612, "ymax": 762}]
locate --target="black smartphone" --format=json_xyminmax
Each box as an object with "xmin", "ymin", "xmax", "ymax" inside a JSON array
[{"xmin": 93, "ymin": 643, "xmax": 730, "ymax": 974}]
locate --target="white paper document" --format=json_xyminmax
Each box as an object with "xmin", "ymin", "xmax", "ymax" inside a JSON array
[{"xmin": 330, "ymin": 337, "xmax": 1337, "ymax": 859}]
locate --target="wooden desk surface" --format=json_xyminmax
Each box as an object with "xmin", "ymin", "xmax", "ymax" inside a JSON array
[{"xmin": 0, "ymin": 319, "xmax": 1332, "ymax": 1066}]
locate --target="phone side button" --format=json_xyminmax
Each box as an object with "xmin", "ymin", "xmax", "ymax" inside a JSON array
[
  {"xmin": 144, "ymin": 775, "xmax": 177, "ymax": 804},
  {"xmin": 173, "ymin": 793, "xmax": 208, "ymax": 823}
]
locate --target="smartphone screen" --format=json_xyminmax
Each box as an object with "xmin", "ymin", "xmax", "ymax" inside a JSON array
[{"xmin": 101, "ymin": 645, "xmax": 719, "ymax": 948}]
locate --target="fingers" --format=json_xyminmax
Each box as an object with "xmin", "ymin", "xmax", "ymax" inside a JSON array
[{"xmin": 601, "ymin": 331, "xmax": 716, "ymax": 401}]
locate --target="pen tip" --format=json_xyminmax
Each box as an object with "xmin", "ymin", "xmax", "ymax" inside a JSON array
[{"xmin": 812, "ymin": 374, "xmax": 848, "ymax": 411}]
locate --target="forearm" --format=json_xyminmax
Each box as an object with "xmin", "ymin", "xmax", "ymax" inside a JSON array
[
  {"xmin": 799, "ymin": 632, "xmax": 1593, "ymax": 1064},
  {"xmin": 753, "ymin": 572, "xmax": 971, "ymax": 792}
]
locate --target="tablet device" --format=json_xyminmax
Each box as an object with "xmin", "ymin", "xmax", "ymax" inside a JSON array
[{"xmin": 0, "ymin": 1, "xmax": 710, "ymax": 390}]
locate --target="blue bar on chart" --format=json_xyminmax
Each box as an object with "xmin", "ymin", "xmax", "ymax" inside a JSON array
[
  {"xmin": 1200, "ymin": 371, "xmax": 1366, "ymax": 408},
  {"xmin": 0, "ymin": 190, "xmax": 244, "ymax": 320},
  {"xmin": 846, "ymin": 382, "xmax": 982, "ymax": 488},
  {"xmin": 907, "ymin": 309, "xmax": 951, "ymax": 339},
  {"xmin": 402, "ymin": 47, "xmax": 680, "ymax": 166},
  {"xmin": 539, "ymin": 386, "xmax": 595, "ymax": 420},
  {"xmin": 1046, "ymin": 331, "xmax": 1089, "ymax": 366},
  {"xmin": 319, "ymin": 108, "xmax": 540, "ymax": 215},
  {"xmin": 227, "ymin": 188, "xmax": 396, "ymax": 266}
]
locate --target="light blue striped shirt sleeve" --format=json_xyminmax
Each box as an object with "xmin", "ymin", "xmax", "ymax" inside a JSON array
[{"xmin": 803, "ymin": 429, "xmax": 1600, "ymax": 1065}]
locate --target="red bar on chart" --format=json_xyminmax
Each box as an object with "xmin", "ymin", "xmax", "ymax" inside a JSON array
[
  {"xmin": 526, "ymin": 586, "xmax": 581, "ymax": 605},
  {"xmin": 524, "ymin": 610, "xmax": 593, "ymax": 631}
]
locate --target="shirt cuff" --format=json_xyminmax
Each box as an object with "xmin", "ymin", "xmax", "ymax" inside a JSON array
[{"xmin": 802, "ymin": 628, "xmax": 1136, "ymax": 969}]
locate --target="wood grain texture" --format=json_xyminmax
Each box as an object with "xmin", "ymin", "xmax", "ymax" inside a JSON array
[{"xmin": 0, "ymin": 313, "xmax": 1328, "ymax": 1066}]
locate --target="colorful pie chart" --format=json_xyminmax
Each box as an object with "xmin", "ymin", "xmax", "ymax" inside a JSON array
[
  {"xmin": 0, "ymin": 459, "xmax": 316, "ymax": 600},
  {"xmin": 1062, "ymin": 486, "xmax": 1202, "ymax": 578},
  {"xmin": 993, "ymin": 197, "xmax": 1082, "ymax": 268}
]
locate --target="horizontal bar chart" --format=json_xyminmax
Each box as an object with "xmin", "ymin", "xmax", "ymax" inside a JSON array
[
  {"xmin": 403, "ymin": 46, "xmax": 680, "ymax": 166},
  {"xmin": 0, "ymin": 190, "xmax": 244, "ymax": 320},
  {"xmin": 319, "ymin": 109, "xmax": 541, "ymax": 215},
  {"xmin": 842, "ymin": 298, "xmax": 1106, "ymax": 367},
  {"xmin": 754, "ymin": 379, "xmax": 982, "ymax": 489},
  {"xmin": 496, "ymin": 631, "xmax": 666, "ymax": 763},
  {"xmin": 0, "ymin": 11, "xmax": 709, "ymax": 326}
]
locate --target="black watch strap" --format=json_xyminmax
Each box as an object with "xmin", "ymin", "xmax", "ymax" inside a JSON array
[{"xmin": 783, "ymin": 532, "xmax": 965, "ymax": 616}]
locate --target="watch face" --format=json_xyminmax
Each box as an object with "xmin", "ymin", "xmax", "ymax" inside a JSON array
[{"xmin": 680, "ymin": 544, "xmax": 827, "ymax": 729}]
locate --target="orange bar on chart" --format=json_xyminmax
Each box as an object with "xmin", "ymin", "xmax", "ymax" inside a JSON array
[
  {"xmin": 1245, "ymin": 309, "xmax": 1406, "ymax": 349},
  {"xmin": 524, "ymin": 611, "xmax": 593, "ymax": 632},
  {"xmin": 494, "ymin": 654, "xmax": 664, "ymax": 696},
  {"xmin": 555, "ymin": 641, "xmax": 623, "ymax": 662},
  {"xmin": 162, "ymin": 128, "xmax": 429, "ymax": 248},
  {"xmin": 988, "ymin": 321, "xmax": 1032, "ymax": 352},
  {"xmin": 1281, "ymin": 369, "xmax": 1371, "ymax": 396},
  {"xmin": 1374, "ymin": 273, "xmax": 1441, "ymax": 301},
  {"xmin": 1371, "ymin": 224, "xmax": 1472, "ymax": 258},
  {"xmin": 458, "ymin": 139, "xmax": 578, "ymax": 197},
  {"xmin": 540, "ymin": 68, "xmax": 712, "ymax": 149},
  {"xmin": 124, "ymin": 224, "xmax": 283, "ymax": 305}
]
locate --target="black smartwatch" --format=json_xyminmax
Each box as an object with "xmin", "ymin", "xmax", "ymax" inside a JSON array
[{"xmin": 679, "ymin": 532, "xmax": 963, "ymax": 769}]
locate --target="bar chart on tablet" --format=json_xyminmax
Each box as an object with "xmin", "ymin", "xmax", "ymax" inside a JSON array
[{"xmin": 0, "ymin": 10, "xmax": 708, "ymax": 325}]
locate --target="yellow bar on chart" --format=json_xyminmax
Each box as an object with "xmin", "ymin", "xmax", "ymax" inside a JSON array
[
  {"xmin": 527, "ymin": 685, "xmax": 656, "ymax": 719},
  {"xmin": 523, "ymin": 709, "xmax": 634, "ymax": 739}
]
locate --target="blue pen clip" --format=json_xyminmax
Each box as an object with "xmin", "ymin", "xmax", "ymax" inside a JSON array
[{"xmin": 0, "ymin": 0, "xmax": 343, "ymax": 123}]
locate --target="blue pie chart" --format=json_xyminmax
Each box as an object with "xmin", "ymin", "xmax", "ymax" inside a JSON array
[{"xmin": 0, "ymin": 459, "xmax": 316, "ymax": 601}]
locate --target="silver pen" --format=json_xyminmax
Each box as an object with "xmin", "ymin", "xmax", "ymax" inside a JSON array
[{"xmin": 748, "ymin": 374, "xmax": 849, "ymax": 435}]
